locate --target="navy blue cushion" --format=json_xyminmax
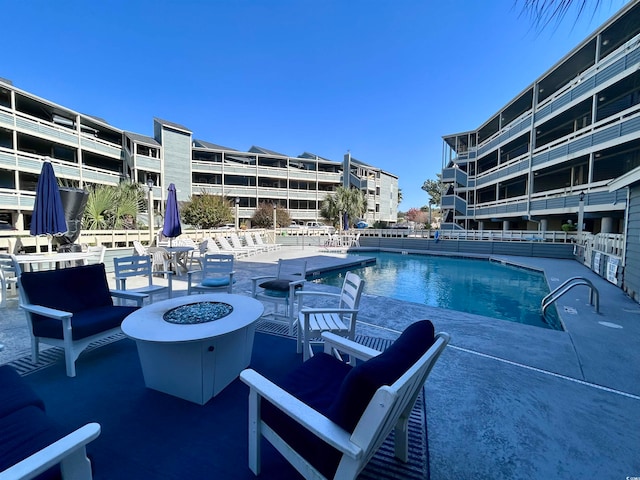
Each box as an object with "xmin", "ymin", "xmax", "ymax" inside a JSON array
[
  {"xmin": 0, "ymin": 405, "xmax": 70, "ymax": 480},
  {"xmin": 0, "ymin": 366, "xmax": 45, "ymax": 418},
  {"xmin": 262, "ymin": 353, "xmax": 351, "ymax": 479},
  {"xmin": 328, "ymin": 320, "xmax": 435, "ymax": 432},
  {"xmin": 259, "ymin": 279, "xmax": 302, "ymax": 291},
  {"xmin": 21, "ymin": 264, "xmax": 113, "ymax": 313},
  {"xmin": 31, "ymin": 305, "xmax": 138, "ymax": 340}
]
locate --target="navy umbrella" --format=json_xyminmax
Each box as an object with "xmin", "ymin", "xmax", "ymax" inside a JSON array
[
  {"xmin": 162, "ymin": 183, "xmax": 181, "ymax": 247},
  {"xmin": 30, "ymin": 159, "xmax": 67, "ymax": 253}
]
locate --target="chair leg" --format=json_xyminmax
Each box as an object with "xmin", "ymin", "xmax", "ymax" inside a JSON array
[
  {"xmin": 296, "ymin": 317, "xmax": 303, "ymax": 354},
  {"xmin": 394, "ymin": 415, "xmax": 410, "ymax": 462},
  {"xmin": 248, "ymin": 389, "xmax": 262, "ymax": 475}
]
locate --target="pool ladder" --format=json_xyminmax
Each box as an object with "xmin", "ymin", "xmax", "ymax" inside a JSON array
[{"xmin": 541, "ymin": 276, "xmax": 600, "ymax": 320}]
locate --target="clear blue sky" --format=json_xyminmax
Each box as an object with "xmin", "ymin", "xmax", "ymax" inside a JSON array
[{"xmin": 2, "ymin": 0, "xmax": 630, "ymax": 209}]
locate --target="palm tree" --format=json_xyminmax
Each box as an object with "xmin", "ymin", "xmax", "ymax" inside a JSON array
[
  {"xmin": 321, "ymin": 186, "xmax": 366, "ymax": 230},
  {"xmin": 83, "ymin": 182, "xmax": 145, "ymax": 230},
  {"xmin": 517, "ymin": 0, "xmax": 605, "ymax": 29}
]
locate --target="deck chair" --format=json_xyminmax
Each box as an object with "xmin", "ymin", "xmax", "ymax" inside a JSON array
[
  {"xmin": 243, "ymin": 231, "xmax": 268, "ymax": 253},
  {"xmin": 18, "ymin": 263, "xmax": 147, "ymax": 377},
  {"xmin": 186, "ymin": 254, "xmax": 235, "ymax": 295},
  {"xmin": 0, "ymin": 253, "xmax": 21, "ymax": 307},
  {"xmin": 253, "ymin": 232, "xmax": 280, "ymax": 251},
  {"xmin": 85, "ymin": 245, "xmax": 106, "ymax": 264},
  {"xmin": 113, "ymin": 255, "xmax": 173, "ymax": 302},
  {"xmin": 216, "ymin": 235, "xmax": 249, "ymax": 257},
  {"xmin": 251, "ymin": 259, "xmax": 307, "ymax": 334},
  {"xmin": 240, "ymin": 320, "xmax": 450, "ymax": 480},
  {"xmin": 147, "ymin": 247, "xmax": 172, "ymax": 278},
  {"xmin": 133, "ymin": 240, "xmax": 148, "ymax": 256},
  {"xmin": 296, "ymin": 272, "xmax": 365, "ymax": 361},
  {"xmin": 230, "ymin": 233, "xmax": 259, "ymax": 255}
]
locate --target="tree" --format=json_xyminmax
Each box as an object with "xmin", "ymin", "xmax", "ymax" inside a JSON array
[
  {"xmin": 517, "ymin": 0, "xmax": 606, "ymax": 30},
  {"xmin": 321, "ymin": 186, "xmax": 366, "ymax": 229},
  {"xmin": 82, "ymin": 181, "xmax": 144, "ymax": 230},
  {"xmin": 421, "ymin": 174, "xmax": 444, "ymax": 206},
  {"xmin": 252, "ymin": 202, "xmax": 291, "ymax": 228},
  {"xmin": 181, "ymin": 193, "xmax": 233, "ymax": 229}
]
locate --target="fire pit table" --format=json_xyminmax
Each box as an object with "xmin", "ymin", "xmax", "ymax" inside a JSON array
[{"xmin": 122, "ymin": 294, "xmax": 264, "ymax": 404}]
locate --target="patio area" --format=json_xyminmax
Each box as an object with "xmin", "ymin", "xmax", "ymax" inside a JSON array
[{"xmin": 1, "ymin": 246, "xmax": 639, "ymax": 479}]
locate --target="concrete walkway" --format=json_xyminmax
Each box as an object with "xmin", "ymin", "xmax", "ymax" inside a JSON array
[{"xmin": 1, "ymin": 246, "xmax": 638, "ymax": 479}]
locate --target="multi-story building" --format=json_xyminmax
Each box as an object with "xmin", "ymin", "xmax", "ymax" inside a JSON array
[
  {"xmin": 0, "ymin": 79, "xmax": 397, "ymax": 230},
  {"xmin": 440, "ymin": 0, "xmax": 640, "ymax": 234}
]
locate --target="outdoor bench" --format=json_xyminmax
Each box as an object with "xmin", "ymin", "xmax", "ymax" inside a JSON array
[{"xmin": 0, "ymin": 365, "xmax": 99, "ymax": 479}]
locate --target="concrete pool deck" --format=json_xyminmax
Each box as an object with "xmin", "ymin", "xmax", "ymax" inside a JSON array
[{"xmin": 1, "ymin": 246, "xmax": 638, "ymax": 479}]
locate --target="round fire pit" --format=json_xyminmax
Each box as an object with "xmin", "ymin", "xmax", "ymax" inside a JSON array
[{"xmin": 163, "ymin": 301, "xmax": 233, "ymax": 325}]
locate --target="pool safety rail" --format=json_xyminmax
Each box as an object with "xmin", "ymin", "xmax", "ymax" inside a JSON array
[{"xmin": 541, "ymin": 276, "xmax": 600, "ymax": 320}]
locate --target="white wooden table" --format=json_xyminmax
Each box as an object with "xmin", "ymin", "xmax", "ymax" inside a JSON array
[
  {"xmin": 15, "ymin": 252, "xmax": 95, "ymax": 271},
  {"xmin": 121, "ymin": 294, "xmax": 264, "ymax": 405}
]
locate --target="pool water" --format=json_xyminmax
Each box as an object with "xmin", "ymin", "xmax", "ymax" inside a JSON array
[{"xmin": 314, "ymin": 252, "xmax": 562, "ymax": 330}]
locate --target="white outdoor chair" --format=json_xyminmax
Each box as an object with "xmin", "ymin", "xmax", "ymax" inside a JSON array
[
  {"xmin": 253, "ymin": 232, "xmax": 280, "ymax": 251},
  {"xmin": 240, "ymin": 321, "xmax": 450, "ymax": 480},
  {"xmin": 113, "ymin": 255, "xmax": 173, "ymax": 303},
  {"xmin": 296, "ymin": 272, "xmax": 365, "ymax": 361},
  {"xmin": 147, "ymin": 247, "xmax": 172, "ymax": 278},
  {"xmin": 251, "ymin": 259, "xmax": 307, "ymax": 334},
  {"xmin": 243, "ymin": 231, "xmax": 268, "ymax": 253},
  {"xmin": 0, "ymin": 253, "xmax": 21, "ymax": 307},
  {"xmin": 85, "ymin": 245, "xmax": 106, "ymax": 264},
  {"xmin": 133, "ymin": 240, "xmax": 148, "ymax": 256},
  {"xmin": 230, "ymin": 233, "xmax": 259, "ymax": 255},
  {"xmin": 216, "ymin": 235, "xmax": 250, "ymax": 257},
  {"xmin": 186, "ymin": 254, "xmax": 235, "ymax": 295}
]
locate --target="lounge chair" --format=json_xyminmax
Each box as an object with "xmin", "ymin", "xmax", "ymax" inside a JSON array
[
  {"xmin": 243, "ymin": 232, "xmax": 269, "ymax": 253},
  {"xmin": 240, "ymin": 320, "xmax": 450, "ymax": 479},
  {"xmin": 216, "ymin": 235, "xmax": 249, "ymax": 257},
  {"xmin": 253, "ymin": 232, "xmax": 280, "ymax": 251},
  {"xmin": 230, "ymin": 233, "xmax": 259, "ymax": 255},
  {"xmin": 295, "ymin": 272, "xmax": 365, "ymax": 361}
]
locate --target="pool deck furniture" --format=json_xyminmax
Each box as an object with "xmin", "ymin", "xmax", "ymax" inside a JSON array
[
  {"xmin": 0, "ymin": 365, "xmax": 101, "ymax": 479},
  {"xmin": 186, "ymin": 253, "xmax": 235, "ymax": 295},
  {"xmin": 122, "ymin": 293, "xmax": 264, "ymax": 405},
  {"xmin": 251, "ymin": 258, "xmax": 307, "ymax": 335},
  {"xmin": 296, "ymin": 271, "xmax": 365, "ymax": 361},
  {"xmin": 163, "ymin": 245, "xmax": 194, "ymax": 275},
  {"xmin": 113, "ymin": 255, "xmax": 173, "ymax": 303},
  {"xmin": 18, "ymin": 263, "xmax": 147, "ymax": 377},
  {"xmin": 14, "ymin": 251, "xmax": 95, "ymax": 272},
  {"xmin": 240, "ymin": 320, "xmax": 450, "ymax": 479}
]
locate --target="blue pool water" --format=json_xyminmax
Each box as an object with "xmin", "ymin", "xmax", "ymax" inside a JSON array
[{"xmin": 314, "ymin": 252, "xmax": 562, "ymax": 330}]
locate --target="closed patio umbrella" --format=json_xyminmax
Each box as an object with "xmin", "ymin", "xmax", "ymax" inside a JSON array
[
  {"xmin": 30, "ymin": 158, "xmax": 67, "ymax": 253},
  {"xmin": 162, "ymin": 183, "xmax": 181, "ymax": 247}
]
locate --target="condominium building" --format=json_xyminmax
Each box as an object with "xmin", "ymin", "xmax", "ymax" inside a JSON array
[
  {"xmin": 0, "ymin": 79, "xmax": 397, "ymax": 230},
  {"xmin": 440, "ymin": 0, "xmax": 640, "ymax": 234}
]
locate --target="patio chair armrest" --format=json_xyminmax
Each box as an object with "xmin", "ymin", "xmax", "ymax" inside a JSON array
[
  {"xmin": 109, "ymin": 289, "xmax": 148, "ymax": 306},
  {"xmin": 19, "ymin": 303, "xmax": 72, "ymax": 321},
  {"xmin": 0, "ymin": 423, "xmax": 101, "ymax": 480},
  {"xmin": 321, "ymin": 332, "xmax": 381, "ymax": 361},
  {"xmin": 295, "ymin": 291, "xmax": 340, "ymax": 300},
  {"xmin": 239, "ymin": 369, "xmax": 362, "ymax": 459},
  {"xmin": 301, "ymin": 307, "xmax": 359, "ymax": 315}
]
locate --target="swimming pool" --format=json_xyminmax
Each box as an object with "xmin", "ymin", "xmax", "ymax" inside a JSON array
[{"xmin": 314, "ymin": 252, "xmax": 562, "ymax": 330}]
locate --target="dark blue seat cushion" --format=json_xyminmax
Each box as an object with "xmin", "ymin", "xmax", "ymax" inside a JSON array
[
  {"xmin": 262, "ymin": 353, "xmax": 351, "ymax": 479},
  {"xmin": 0, "ymin": 405, "xmax": 71, "ymax": 480},
  {"xmin": 21, "ymin": 263, "xmax": 139, "ymax": 340},
  {"xmin": 31, "ymin": 305, "xmax": 139, "ymax": 340},
  {"xmin": 328, "ymin": 320, "xmax": 435, "ymax": 432},
  {"xmin": 259, "ymin": 279, "xmax": 303, "ymax": 297},
  {"xmin": 0, "ymin": 366, "xmax": 45, "ymax": 418},
  {"xmin": 21, "ymin": 263, "xmax": 113, "ymax": 313}
]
